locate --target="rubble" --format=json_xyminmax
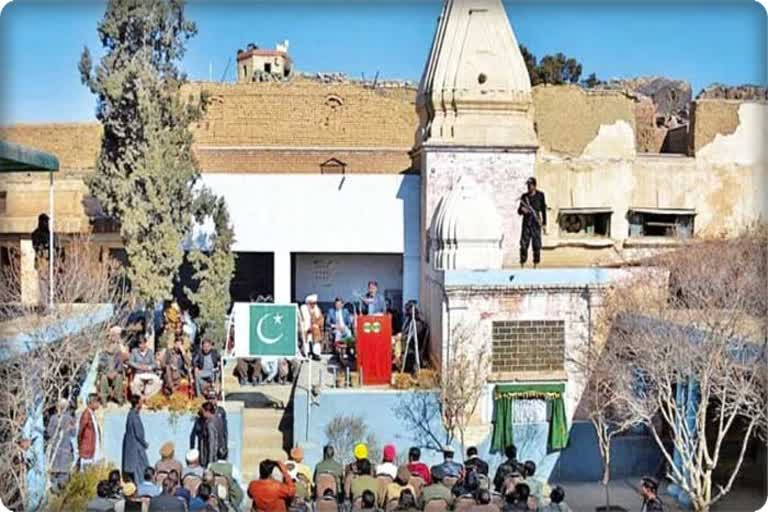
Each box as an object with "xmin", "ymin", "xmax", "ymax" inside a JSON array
[{"xmin": 696, "ymin": 84, "xmax": 768, "ymax": 101}]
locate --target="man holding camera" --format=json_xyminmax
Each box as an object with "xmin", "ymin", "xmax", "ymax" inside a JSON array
[{"xmin": 247, "ymin": 459, "xmax": 296, "ymax": 512}]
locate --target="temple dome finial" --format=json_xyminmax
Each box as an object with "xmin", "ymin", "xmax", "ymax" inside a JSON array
[{"xmin": 415, "ymin": 0, "xmax": 538, "ymax": 148}]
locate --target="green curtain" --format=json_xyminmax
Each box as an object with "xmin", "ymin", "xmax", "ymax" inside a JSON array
[
  {"xmin": 548, "ymin": 394, "xmax": 569, "ymax": 450},
  {"xmin": 491, "ymin": 395, "xmax": 514, "ymax": 453},
  {"xmin": 491, "ymin": 383, "xmax": 569, "ymax": 453}
]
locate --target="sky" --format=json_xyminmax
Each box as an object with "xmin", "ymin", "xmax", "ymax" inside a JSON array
[{"xmin": 0, "ymin": 0, "xmax": 765, "ymax": 124}]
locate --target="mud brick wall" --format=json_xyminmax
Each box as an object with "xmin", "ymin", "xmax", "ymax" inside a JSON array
[{"xmin": 491, "ymin": 320, "xmax": 565, "ymax": 373}]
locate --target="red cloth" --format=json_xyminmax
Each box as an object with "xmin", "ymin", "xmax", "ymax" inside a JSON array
[
  {"xmin": 247, "ymin": 466, "xmax": 295, "ymax": 512},
  {"xmin": 356, "ymin": 315, "xmax": 392, "ymax": 385},
  {"xmin": 407, "ymin": 462, "xmax": 432, "ymax": 485},
  {"xmin": 78, "ymin": 409, "xmax": 97, "ymax": 459}
]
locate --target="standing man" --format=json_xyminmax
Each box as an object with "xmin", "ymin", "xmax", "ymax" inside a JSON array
[
  {"xmin": 299, "ymin": 294, "xmax": 324, "ymax": 361},
  {"xmin": 361, "ymin": 281, "xmax": 386, "ymax": 315},
  {"xmin": 639, "ymin": 477, "xmax": 664, "ymax": 512},
  {"xmin": 518, "ymin": 177, "xmax": 547, "ymax": 268},
  {"xmin": 47, "ymin": 399, "xmax": 76, "ymax": 489},
  {"xmin": 122, "ymin": 395, "xmax": 150, "ymax": 484},
  {"xmin": 78, "ymin": 394, "xmax": 102, "ymax": 470}
]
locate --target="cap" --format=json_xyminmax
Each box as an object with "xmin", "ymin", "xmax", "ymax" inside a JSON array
[
  {"xmin": 159, "ymin": 441, "xmax": 174, "ymax": 458},
  {"xmin": 305, "ymin": 294, "xmax": 318, "ymax": 303},
  {"xmin": 186, "ymin": 449, "xmax": 200, "ymax": 463},
  {"xmin": 353, "ymin": 443, "xmax": 368, "ymax": 460},
  {"xmin": 290, "ymin": 446, "xmax": 304, "ymax": 462},
  {"xmin": 122, "ymin": 482, "xmax": 137, "ymax": 497},
  {"xmin": 383, "ymin": 444, "xmax": 396, "ymax": 462}
]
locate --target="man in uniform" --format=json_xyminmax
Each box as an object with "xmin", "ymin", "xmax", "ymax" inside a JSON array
[
  {"xmin": 99, "ymin": 339, "xmax": 126, "ymax": 405},
  {"xmin": 640, "ymin": 476, "xmax": 664, "ymax": 512},
  {"xmin": 518, "ymin": 177, "xmax": 547, "ymax": 268}
]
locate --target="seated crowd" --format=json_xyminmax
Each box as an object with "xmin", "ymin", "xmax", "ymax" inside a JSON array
[
  {"xmin": 243, "ymin": 443, "xmax": 577, "ymax": 512},
  {"xmin": 98, "ymin": 299, "xmax": 223, "ymax": 405}
]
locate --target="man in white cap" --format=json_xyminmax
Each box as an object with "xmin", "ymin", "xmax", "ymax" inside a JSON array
[
  {"xmin": 182, "ymin": 449, "xmax": 204, "ymax": 478},
  {"xmin": 299, "ymin": 294, "xmax": 324, "ymax": 361}
]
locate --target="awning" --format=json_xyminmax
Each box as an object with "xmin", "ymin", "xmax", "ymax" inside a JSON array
[
  {"xmin": 628, "ymin": 207, "xmax": 696, "ymax": 216},
  {"xmin": 0, "ymin": 140, "xmax": 59, "ymax": 173}
]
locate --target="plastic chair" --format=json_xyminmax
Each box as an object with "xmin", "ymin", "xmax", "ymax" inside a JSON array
[
  {"xmin": 315, "ymin": 472, "xmax": 337, "ymax": 499},
  {"xmin": 424, "ymin": 499, "xmax": 449, "ymax": 512},
  {"xmin": 315, "ymin": 497, "xmax": 339, "ymax": 512},
  {"xmin": 443, "ymin": 476, "xmax": 459, "ymax": 488},
  {"xmin": 407, "ymin": 475, "xmax": 425, "ymax": 498},
  {"xmin": 453, "ymin": 495, "xmax": 477, "ymax": 512}
]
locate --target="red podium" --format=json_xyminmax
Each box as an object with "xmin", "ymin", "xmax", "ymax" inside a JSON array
[{"xmin": 356, "ymin": 314, "xmax": 392, "ymax": 385}]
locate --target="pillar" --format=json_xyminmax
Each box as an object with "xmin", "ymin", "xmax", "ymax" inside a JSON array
[
  {"xmin": 20, "ymin": 238, "xmax": 40, "ymax": 305},
  {"xmin": 273, "ymin": 250, "xmax": 291, "ymax": 304}
]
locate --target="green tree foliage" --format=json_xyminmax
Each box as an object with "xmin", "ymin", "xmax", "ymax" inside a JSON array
[
  {"xmin": 520, "ymin": 45, "xmax": 587, "ymax": 86},
  {"xmin": 80, "ymin": 0, "xmax": 235, "ymax": 339}
]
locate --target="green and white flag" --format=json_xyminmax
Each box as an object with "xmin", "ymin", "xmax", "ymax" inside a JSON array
[{"xmin": 247, "ymin": 304, "xmax": 297, "ymax": 357}]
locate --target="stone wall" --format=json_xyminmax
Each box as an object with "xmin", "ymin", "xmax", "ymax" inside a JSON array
[
  {"xmin": 491, "ymin": 320, "xmax": 565, "ymax": 373},
  {"xmin": 183, "ymin": 78, "xmax": 417, "ymax": 148}
]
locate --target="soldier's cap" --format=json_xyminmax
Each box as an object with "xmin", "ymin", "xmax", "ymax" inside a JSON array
[{"xmin": 641, "ymin": 476, "xmax": 659, "ymax": 492}]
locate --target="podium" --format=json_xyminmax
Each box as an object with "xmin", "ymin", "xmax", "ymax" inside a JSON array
[{"xmin": 356, "ymin": 314, "xmax": 392, "ymax": 385}]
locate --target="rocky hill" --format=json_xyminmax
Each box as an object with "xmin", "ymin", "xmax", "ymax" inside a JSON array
[{"xmin": 696, "ymin": 84, "xmax": 768, "ymax": 101}]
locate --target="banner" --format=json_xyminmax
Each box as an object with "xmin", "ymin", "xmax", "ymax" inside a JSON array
[
  {"xmin": 230, "ymin": 303, "xmax": 297, "ymax": 357},
  {"xmin": 356, "ymin": 314, "xmax": 392, "ymax": 385}
]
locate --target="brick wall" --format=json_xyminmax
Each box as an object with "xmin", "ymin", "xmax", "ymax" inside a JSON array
[{"xmin": 491, "ymin": 320, "xmax": 565, "ymax": 373}]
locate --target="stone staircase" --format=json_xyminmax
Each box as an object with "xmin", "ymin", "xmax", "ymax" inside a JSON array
[{"xmin": 222, "ymin": 361, "xmax": 294, "ymax": 484}]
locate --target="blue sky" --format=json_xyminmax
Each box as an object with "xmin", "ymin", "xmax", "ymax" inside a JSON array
[{"xmin": 0, "ymin": 0, "xmax": 765, "ymax": 124}]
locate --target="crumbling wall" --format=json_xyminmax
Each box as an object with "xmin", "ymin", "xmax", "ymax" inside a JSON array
[
  {"xmin": 689, "ymin": 100, "xmax": 741, "ymax": 154},
  {"xmin": 532, "ymin": 85, "xmax": 636, "ymax": 157},
  {"xmin": 184, "ymin": 78, "xmax": 418, "ymax": 148}
]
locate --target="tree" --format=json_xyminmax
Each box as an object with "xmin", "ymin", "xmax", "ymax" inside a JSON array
[
  {"xmin": 572, "ymin": 318, "xmax": 638, "ymax": 512},
  {"xmin": 582, "ymin": 72, "xmax": 603, "ymax": 89},
  {"xmin": 440, "ymin": 321, "xmax": 491, "ymax": 455},
  {"xmin": 0, "ymin": 237, "xmax": 126, "ymax": 510},
  {"xmin": 600, "ymin": 229, "xmax": 767, "ymax": 511},
  {"xmin": 519, "ymin": 45, "xmax": 588, "ymax": 86},
  {"xmin": 79, "ymin": 0, "xmax": 235, "ymax": 339},
  {"xmin": 324, "ymin": 414, "xmax": 381, "ymax": 466}
]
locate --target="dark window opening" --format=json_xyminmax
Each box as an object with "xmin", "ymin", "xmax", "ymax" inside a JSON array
[
  {"xmin": 264, "ymin": 62, "xmax": 272, "ymax": 73},
  {"xmin": 628, "ymin": 209, "xmax": 695, "ymax": 238},
  {"xmin": 557, "ymin": 208, "xmax": 612, "ymax": 238},
  {"xmin": 0, "ymin": 191, "xmax": 6, "ymax": 214}
]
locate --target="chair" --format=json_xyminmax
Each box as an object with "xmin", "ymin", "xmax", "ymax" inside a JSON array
[
  {"xmin": 407, "ymin": 475, "xmax": 425, "ymax": 498},
  {"xmin": 315, "ymin": 497, "xmax": 339, "ymax": 512},
  {"xmin": 424, "ymin": 499, "xmax": 449, "ymax": 512},
  {"xmin": 443, "ymin": 475, "xmax": 459, "ymax": 488},
  {"xmin": 154, "ymin": 471, "xmax": 168, "ymax": 486},
  {"xmin": 469, "ymin": 504, "xmax": 500, "ymax": 512},
  {"xmin": 315, "ymin": 472, "xmax": 338, "ymax": 499},
  {"xmin": 182, "ymin": 474, "xmax": 202, "ymax": 497},
  {"xmin": 490, "ymin": 491, "xmax": 504, "ymax": 508},
  {"xmin": 453, "ymin": 495, "xmax": 477, "ymax": 512},
  {"xmin": 375, "ymin": 474, "xmax": 393, "ymax": 504}
]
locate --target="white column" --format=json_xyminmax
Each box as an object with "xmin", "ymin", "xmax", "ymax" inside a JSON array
[
  {"xmin": 273, "ymin": 250, "xmax": 291, "ymax": 304},
  {"xmin": 20, "ymin": 238, "xmax": 40, "ymax": 305}
]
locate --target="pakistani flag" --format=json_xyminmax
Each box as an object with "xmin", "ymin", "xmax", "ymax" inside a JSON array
[{"xmin": 248, "ymin": 304, "xmax": 297, "ymax": 357}]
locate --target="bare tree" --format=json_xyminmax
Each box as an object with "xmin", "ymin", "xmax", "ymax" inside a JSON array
[
  {"xmin": 440, "ymin": 321, "xmax": 491, "ymax": 455},
  {"xmin": 601, "ymin": 229, "xmax": 767, "ymax": 512},
  {"xmin": 0, "ymin": 236, "xmax": 125, "ymax": 510},
  {"xmin": 324, "ymin": 414, "xmax": 381, "ymax": 466},
  {"xmin": 572, "ymin": 317, "xmax": 638, "ymax": 512}
]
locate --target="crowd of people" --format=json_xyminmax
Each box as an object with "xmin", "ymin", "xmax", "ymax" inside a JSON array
[
  {"xmin": 83, "ymin": 440, "xmax": 659, "ymax": 511},
  {"xmin": 95, "ymin": 298, "xmax": 222, "ymax": 405}
]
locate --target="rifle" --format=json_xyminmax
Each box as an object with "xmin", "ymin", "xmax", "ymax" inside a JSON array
[{"xmin": 521, "ymin": 195, "xmax": 542, "ymax": 227}]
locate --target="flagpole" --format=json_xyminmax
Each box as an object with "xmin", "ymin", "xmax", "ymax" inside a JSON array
[{"xmin": 306, "ymin": 358, "xmax": 311, "ymax": 442}]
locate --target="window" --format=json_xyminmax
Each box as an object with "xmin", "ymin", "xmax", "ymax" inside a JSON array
[
  {"xmin": 264, "ymin": 62, "xmax": 272, "ymax": 73},
  {"xmin": 557, "ymin": 207, "xmax": 612, "ymax": 237},
  {"xmin": 0, "ymin": 191, "xmax": 6, "ymax": 214},
  {"xmin": 628, "ymin": 208, "xmax": 695, "ymax": 238}
]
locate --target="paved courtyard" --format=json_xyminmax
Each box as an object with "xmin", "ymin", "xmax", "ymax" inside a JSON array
[{"xmin": 559, "ymin": 480, "xmax": 767, "ymax": 512}]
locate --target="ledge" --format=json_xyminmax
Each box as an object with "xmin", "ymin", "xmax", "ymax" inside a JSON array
[
  {"xmin": 622, "ymin": 237, "xmax": 686, "ymax": 248},
  {"xmin": 488, "ymin": 370, "xmax": 567, "ymax": 382}
]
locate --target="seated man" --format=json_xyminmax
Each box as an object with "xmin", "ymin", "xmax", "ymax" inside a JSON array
[
  {"xmin": 161, "ymin": 334, "xmax": 192, "ymax": 395},
  {"xmin": 208, "ymin": 447, "xmax": 244, "ymax": 508},
  {"xmin": 86, "ymin": 480, "xmax": 116, "ymax": 512},
  {"xmin": 128, "ymin": 336, "xmax": 162, "ymax": 399},
  {"xmin": 299, "ymin": 294, "xmax": 324, "ymax": 361},
  {"xmin": 137, "ymin": 467, "xmax": 162, "ymax": 498},
  {"xmin": 233, "ymin": 358, "xmax": 261, "ymax": 386},
  {"xmin": 192, "ymin": 339, "xmax": 220, "ymax": 397},
  {"xmin": 327, "ymin": 297, "xmax": 353, "ymax": 343},
  {"xmin": 98, "ymin": 340, "xmax": 126, "ymax": 406}
]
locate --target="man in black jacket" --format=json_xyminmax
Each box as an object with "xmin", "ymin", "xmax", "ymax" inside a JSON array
[
  {"xmin": 518, "ymin": 177, "xmax": 547, "ymax": 268},
  {"xmin": 463, "ymin": 446, "xmax": 489, "ymax": 476},
  {"xmin": 192, "ymin": 338, "xmax": 220, "ymax": 396},
  {"xmin": 640, "ymin": 477, "xmax": 664, "ymax": 512},
  {"xmin": 493, "ymin": 444, "xmax": 523, "ymax": 493}
]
